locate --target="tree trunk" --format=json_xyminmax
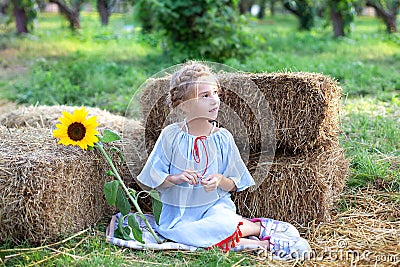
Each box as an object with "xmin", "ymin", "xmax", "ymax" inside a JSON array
[
  {"xmin": 1, "ymin": 2, "xmax": 9, "ymax": 14},
  {"xmin": 12, "ymin": 0, "xmax": 28, "ymax": 33},
  {"xmin": 330, "ymin": 4, "xmax": 345, "ymax": 37},
  {"xmin": 238, "ymin": 0, "xmax": 253, "ymax": 14},
  {"xmin": 97, "ymin": 0, "xmax": 110, "ymax": 26},
  {"xmin": 238, "ymin": 0, "xmax": 247, "ymax": 14},
  {"xmin": 270, "ymin": 0, "xmax": 276, "ymax": 16},
  {"xmin": 257, "ymin": 0, "xmax": 266, "ymax": 19},
  {"xmin": 366, "ymin": 1, "xmax": 399, "ymax": 33},
  {"xmin": 383, "ymin": 13, "xmax": 397, "ymax": 33},
  {"xmin": 49, "ymin": 0, "xmax": 82, "ymax": 30}
]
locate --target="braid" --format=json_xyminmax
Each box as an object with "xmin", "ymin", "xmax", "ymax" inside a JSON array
[{"xmin": 168, "ymin": 61, "xmax": 214, "ymax": 109}]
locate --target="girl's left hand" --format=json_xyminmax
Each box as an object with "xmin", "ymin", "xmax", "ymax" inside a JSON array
[{"xmin": 200, "ymin": 174, "xmax": 223, "ymax": 192}]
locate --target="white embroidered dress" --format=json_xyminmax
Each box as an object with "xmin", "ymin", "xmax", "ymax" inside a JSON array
[{"xmin": 137, "ymin": 122, "xmax": 255, "ymax": 247}]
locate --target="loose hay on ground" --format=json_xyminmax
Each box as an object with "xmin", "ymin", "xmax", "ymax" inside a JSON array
[{"xmin": 249, "ymin": 188, "xmax": 400, "ymax": 267}]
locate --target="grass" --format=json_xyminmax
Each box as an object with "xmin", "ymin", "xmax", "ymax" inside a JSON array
[{"xmin": 0, "ymin": 10, "xmax": 399, "ymax": 266}]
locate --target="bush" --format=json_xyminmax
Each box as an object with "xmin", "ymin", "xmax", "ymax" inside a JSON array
[{"xmin": 136, "ymin": 0, "xmax": 256, "ymax": 62}]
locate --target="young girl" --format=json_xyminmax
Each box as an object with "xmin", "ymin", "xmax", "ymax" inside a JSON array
[{"xmin": 137, "ymin": 61, "xmax": 311, "ymax": 260}]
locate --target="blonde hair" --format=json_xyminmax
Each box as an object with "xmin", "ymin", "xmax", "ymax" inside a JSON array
[{"xmin": 167, "ymin": 61, "xmax": 218, "ymax": 109}]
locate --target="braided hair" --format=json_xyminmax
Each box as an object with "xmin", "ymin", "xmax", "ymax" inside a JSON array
[{"xmin": 167, "ymin": 61, "xmax": 218, "ymax": 109}]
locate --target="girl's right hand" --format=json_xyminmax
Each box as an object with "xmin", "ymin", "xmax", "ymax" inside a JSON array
[{"xmin": 167, "ymin": 169, "xmax": 201, "ymax": 185}]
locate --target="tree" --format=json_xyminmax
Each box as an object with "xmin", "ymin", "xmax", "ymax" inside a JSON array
[
  {"xmin": 269, "ymin": 0, "xmax": 278, "ymax": 15},
  {"xmin": 10, "ymin": 0, "xmax": 38, "ymax": 34},
  {"xmin": 366, "ymin": 0, "xmax": 399, "ymax": 33},
  {"xmin": 257, "ymin": 0, "xmax": 266, "ymax": 18},
  {"xmin": 147, "ymin": 0, "xmax": 255, "ymax": 61},
  {"xmin": 49, "ymin": 0, "xmax": 84, "ymax": 30},
  {"xmin": 282, "ymin": 0, "xmax": 315, "ymax": 30},
  {"xmin": 97, "ymin": 0, "xmax": 116, "ymax": 25},
  {"xmin": 328, "ymin": 0, "xmax": 356, "ymax": 37},
  {"xmin": 134, "ymin": 0, "xmax": 156, "ymax": 32},
  {"xmin": 238, "ymin": 0, "xmax": 255, "ymax": 14}
]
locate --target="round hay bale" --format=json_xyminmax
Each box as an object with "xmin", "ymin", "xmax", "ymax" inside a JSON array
[{"xmin": 232, "ymin": 145, "xmax": 349, "ymax": 225}]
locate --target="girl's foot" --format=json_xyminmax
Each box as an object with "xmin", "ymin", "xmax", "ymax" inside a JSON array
[
  {"xmin": 263, "ymin": 234, "xmax": 311, "ymax": 261},
  {"xmin": 250, "ymin": 217, "xmax": 300, "ymax": 239}
]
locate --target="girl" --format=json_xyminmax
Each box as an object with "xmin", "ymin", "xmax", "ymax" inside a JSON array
[{"xmin": 137, "ymin": 61, "xmax": 311, "ymax": 260}]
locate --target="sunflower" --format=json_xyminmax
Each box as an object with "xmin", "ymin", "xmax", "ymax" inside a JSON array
[{"xmin": 53, "ymin": 107, "xmax": 99, "ymax": 150}]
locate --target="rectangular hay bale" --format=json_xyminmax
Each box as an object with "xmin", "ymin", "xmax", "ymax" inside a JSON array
[
  {"xmin": 232, "ymin": 145, "xmax": 349, "ymax": 225},
  {"xmin": 139, "ymin": 72, "xmax": 341, "ymax": 155},
  {"xmin": 0, "ymin": 126, "xmax": 114, "ymax": 244}
]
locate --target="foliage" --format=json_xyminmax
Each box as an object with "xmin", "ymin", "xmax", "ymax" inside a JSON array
[
  {"xmin": 133, "ymin": 0, "xmax": 157, "ymax": 33},
  {"xmin": 282, "ymin": 0, "xmax": 316, "ymax": 30},
  {"xmin": 140, "ymin": 0, "xmax": 256, "ymax": 61},
  {"xmin": 97, "ymin": 129, "xmax": 162, "ymax": 244},
  {"xmin": 365, "ymin": 0, "xmax": 400, "ymax": 33}
]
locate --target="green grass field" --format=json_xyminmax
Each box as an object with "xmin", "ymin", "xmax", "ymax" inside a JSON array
[{"xmin": 0, "ymin": 11, "xmax": 399, "ymax": 266}]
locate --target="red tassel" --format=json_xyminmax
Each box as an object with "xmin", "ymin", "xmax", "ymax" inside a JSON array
[{"xmin": 207, "ymin": 222, "xmax": 243, "ymax": 252}]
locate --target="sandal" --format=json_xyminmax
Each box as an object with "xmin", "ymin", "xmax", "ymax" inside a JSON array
[{"xmin": 249, "ymin": 217, "xmax": 300, "ymax": 240}]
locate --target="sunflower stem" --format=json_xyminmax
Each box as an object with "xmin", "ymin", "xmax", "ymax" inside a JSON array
[{"xmin": 95, "ymin": 143, "xmax": 162, "ymax": 244}]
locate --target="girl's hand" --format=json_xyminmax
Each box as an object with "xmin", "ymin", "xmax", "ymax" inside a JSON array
[
  {"xmin": 200, "ymin": 174, "xmax": 224, "ymax": 192},
  {"xmin": 167, "ymin": 169, "xmax": 201, "ymax": 186}
]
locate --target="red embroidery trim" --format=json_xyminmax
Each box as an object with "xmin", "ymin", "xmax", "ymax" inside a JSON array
[
  {"xmin": 207, "ymin": 222, "xmax": 243, "ymax": 252},
  {"xmin": 192, "ymin": 136, "xmax": 208, "ymax": 177}
]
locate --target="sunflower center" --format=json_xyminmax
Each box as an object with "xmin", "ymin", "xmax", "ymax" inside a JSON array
[{"xmin": 67, "ymin": 122, "xmax": 86, "ymax": 141}]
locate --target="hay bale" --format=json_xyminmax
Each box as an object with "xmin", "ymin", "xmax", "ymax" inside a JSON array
[
  {"xmin": 138, "ymin": 74, "xmax": 276, "ymax": 180},
  {"xmin": 0, "ymin": 106, "xmax": 147, "ymax": 244},
  {"xmin": 249, "ymin": 72, "xmax": 341, "ymax": 153},
  {"xmin": 137, "ymin": 71, "xmax": 347, "ymax": 223},
  {"xmin": 138, "ymin": 72, "xmax": 340, "ymax": 155},
  {"xmin": 0, "ymin": 126, "xmax": 112, "ymax": 244},
  {"xmin": 0, "ymin": 105, "xmax": 145, "ymax": 186},
  {"xmin": 232, "ymin": 145, "xmax": 349, "ymax": 225},
  {"xmin": 0, "ymin": 105, "xmax": 139, "ymax": 133}
]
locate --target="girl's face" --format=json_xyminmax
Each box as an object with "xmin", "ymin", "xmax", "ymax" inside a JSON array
[{"xmin": 181, "ymin": 76, "xmax": 220, "ymax": 121}]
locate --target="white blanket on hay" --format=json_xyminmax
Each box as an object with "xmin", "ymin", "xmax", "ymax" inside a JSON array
[{"xmin": 106, "ymin": 212, "xmax": 263, "ymax": 252}]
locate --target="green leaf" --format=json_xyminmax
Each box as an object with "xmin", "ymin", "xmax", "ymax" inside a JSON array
[
  {"xmin": 127, "ymin": 213, "xmax": 144, "ymax": 243},
  {"xmin": 99, "ymin": 129, "xmax": 121, "ymax": 143},
  {"xmin": 104, "ymin": 180, "xmax": 119, "ymax": 206},
  {"xmin": 106, "ymin": 170, "xmax": 115, "ymax": 176},
  {"xmin": 116, "ymin": 214, "xmax": 133, "ymax": 240},
  {"xmin": 149, "ymin": 190, "xmax": 162, "ymax": 225},
  {"xmin": 116, "ymin": 187, "xmax": 131, "ymax": 216},
  {"xmin": 109, "ymin": 146, "xmax": 125, "ymax": 165}
]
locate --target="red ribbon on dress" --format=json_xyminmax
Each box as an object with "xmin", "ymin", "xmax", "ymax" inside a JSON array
[{"xmin": 192, "ymin": 136, "xmax": 208, "ymax": 177}]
